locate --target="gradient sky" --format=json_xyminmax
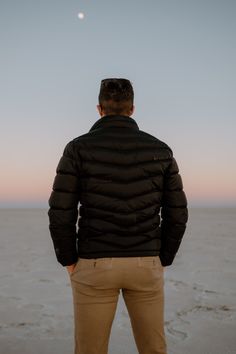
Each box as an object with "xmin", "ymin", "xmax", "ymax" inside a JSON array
[{"xmin": 0, "ymin": 0, "xmax": 235, "ymax": 207}]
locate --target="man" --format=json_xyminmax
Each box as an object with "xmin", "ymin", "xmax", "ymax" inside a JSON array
[{"xmin": 48, "ymin": 78, "xmax": 188, "ymax": 354}]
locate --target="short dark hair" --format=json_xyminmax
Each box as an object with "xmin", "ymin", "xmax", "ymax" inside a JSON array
[{"xmin": 98, "ymin": 78, "xmax": 134, "ymax": 115}]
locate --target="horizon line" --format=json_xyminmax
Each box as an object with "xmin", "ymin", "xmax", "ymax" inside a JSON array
[{"xmin": 0, "ymin": 202, "xmax": 236, "ymax": 209}]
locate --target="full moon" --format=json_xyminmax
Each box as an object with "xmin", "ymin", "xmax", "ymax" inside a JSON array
[{"xmin": 78, "ymin": 12, "xmax": 85, "ymax": 20}]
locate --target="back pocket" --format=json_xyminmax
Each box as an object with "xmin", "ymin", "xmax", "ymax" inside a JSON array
[{"xmin": 139, "ymin": 256, "xmax": 161, "ymax": 269}]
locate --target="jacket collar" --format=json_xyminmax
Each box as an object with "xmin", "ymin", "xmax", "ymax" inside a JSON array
[{"xmin": 89, "ymin": 115, "xmax": 139, "ymax": 132}]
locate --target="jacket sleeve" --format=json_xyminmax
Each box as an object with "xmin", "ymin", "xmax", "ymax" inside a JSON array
[
  {"xmin": 48, "ymin": 140, "xmax": 81, "ymax": 266},
  {"xmin": 160, "ymin": 155, "xmax": 188, "ymax": 266}
]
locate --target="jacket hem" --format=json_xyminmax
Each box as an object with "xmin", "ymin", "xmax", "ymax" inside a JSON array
[{"xmin": 77, "ymin": 250, "xmax": 160, "ymax": 259}]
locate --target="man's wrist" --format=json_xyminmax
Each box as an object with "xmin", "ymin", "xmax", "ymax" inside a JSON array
[{"xmin": 65, "ymin": 262, "xmax": 77, "ymax": 274}]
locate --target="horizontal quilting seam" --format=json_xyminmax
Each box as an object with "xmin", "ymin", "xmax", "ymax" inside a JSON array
[
  {"xmin": 78, "ymin": 134, "xmax": 170, "ymax": 144},
  {"xmin": 83, "ymin": 201, "xmax": 160, "ymax": 214},
  {"xmin": 49, "ymin": 206, "xmax": 78, "ymax": 211},
  {"xmin": 88, "ymin": 229, "xmax": 157, "ymax": 237},
  {"xmin": 52, "ymin": 188, "xmax": 79, "ymax": 194},
  {"xmin": 80, "ymin": 174, "xmax": 164, "ymax": 182},
  {"xmin": 87, "ymin": 214, "xmax": 156, "ymax": 228},
  {"xmin": 82, "ymin": 158, "xmax": 171, "ymax": 166},
  {"xmin": 56, "ymin": 171, "xmax": 78, "ymax": 177},
  {"xmin": 164, "ymin": 188, "xmax": 183, "ymax": 192},
  {"xmin": 80, "ymin": 145, "xmax": 170, "ymax": 153},
  {"xmin": 162, "ymin": 204, "xmax": 187, "ymax": 209},
  {"xmin": 83, "ymin": 204, "xmax": 157, "ymax": 216},
  {"xmin": 168, "ymin": 171, "xmax": 179, "ymax": 176},
  {"xmin": 83, "ymin": 190, "xmax": 161, "ymax": 200},
  {"xmin": 87, "ymin": 223, "xmax": 158, "ymax": 232}
]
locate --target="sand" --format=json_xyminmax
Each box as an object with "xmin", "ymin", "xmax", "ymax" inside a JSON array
[{"xmin": 0, "ymin": 207, "xmax": 235, "ymax": 354}]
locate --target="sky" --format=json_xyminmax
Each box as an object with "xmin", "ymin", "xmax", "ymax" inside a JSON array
[{"xmin": 0, "ymin": 0, "xmax": 235, "ymax": 208}]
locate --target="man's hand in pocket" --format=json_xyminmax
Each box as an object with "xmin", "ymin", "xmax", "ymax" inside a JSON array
[{"xmin": 66, "ymin": 263, "xmax": 77, "ymax": 275}]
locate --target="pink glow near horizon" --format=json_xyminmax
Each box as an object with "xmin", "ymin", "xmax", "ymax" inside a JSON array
[{"xmin": 1, "ymin": 167, "xmax": 236, "ymax": 206}]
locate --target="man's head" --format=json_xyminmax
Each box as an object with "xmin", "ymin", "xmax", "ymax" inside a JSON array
[{"xmin": 97, "ymin": 78, "xmax": 135, "ymax": 117}]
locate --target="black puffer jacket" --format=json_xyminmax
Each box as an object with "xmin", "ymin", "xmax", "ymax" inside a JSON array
[{"xmin": 48, "ymin": 115, "xmax": 188, "ymax": 267}]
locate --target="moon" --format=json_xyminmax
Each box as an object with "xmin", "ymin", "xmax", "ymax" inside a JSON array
[{"xmin": 78, "ymin": 12, "xmax": 85, "ymax": 20}]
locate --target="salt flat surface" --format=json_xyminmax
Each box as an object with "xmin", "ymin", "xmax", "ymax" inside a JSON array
[{"xmin": 0, "ymin": 208, "xmax": 235, "ymax": 354}]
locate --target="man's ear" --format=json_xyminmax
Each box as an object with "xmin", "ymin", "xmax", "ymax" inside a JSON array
[
  {"xmin": 130, "ymin": 105, "xmax": 135, "ymax": 116},
  {"xmin": 97, "ymin": 105, "xmax": 103, "ymax": 116}
]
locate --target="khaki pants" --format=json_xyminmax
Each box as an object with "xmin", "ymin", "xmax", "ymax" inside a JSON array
[{"xmin": 70, "ymin": 256, "xmax": 167, "ymax": 354}]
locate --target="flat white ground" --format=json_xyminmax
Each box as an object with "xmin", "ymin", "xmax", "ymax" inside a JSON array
[{"xmin": 0, "ymin": 208, "xmax": 235, "ymax": 354}]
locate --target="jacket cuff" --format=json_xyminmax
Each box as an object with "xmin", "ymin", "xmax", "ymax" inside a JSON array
[
  {"xmin": 55, "ymin": 250, "xmax": 79, "ymax": 267},
  {"xmin": 159, "ymin": 253, "xmax": 174, "ymax": 267}
]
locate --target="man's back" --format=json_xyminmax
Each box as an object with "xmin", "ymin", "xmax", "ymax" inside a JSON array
[
  {"xmin": 48, "ymin": 114, "xmax": 187, "ymax": 266},
  {"xmin": 48, "ymin": 78, "xmax": 188, "ymax": 354}
]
